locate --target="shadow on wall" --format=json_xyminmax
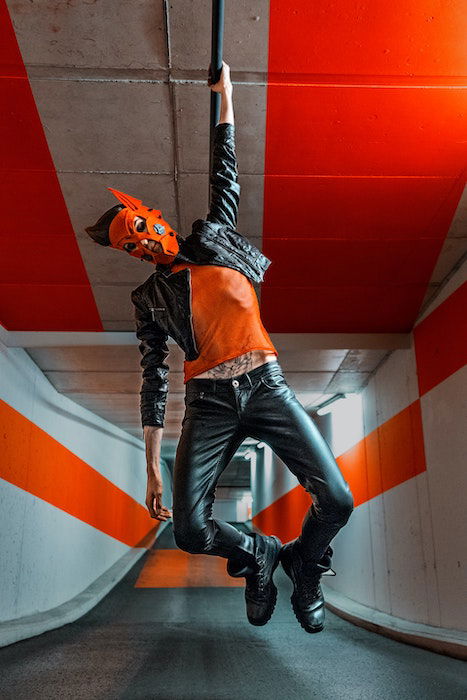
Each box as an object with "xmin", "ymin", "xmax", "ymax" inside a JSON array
[{"xmin": 39, "ymin": 398, "xmax": 145, "ymax": 450}]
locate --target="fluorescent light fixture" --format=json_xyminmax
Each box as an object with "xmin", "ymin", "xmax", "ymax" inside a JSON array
[{"xmin": 314, "ymin": 393, "xmax": 347, "ymax": 416}]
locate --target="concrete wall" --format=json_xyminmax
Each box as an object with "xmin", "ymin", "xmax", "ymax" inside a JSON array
[
  {"xmin": 0, "ymin": 338, "xmax": 171, "ymax": 631},
  {"xmin": 252, "ymin": 261, "xmax": 466, "ymax": 635}
]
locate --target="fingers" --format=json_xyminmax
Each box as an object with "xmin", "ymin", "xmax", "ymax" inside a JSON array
[
  {"xmin": 146, "ymin": 493, "xmax": 172, "ymax": 521},
  {"xmin": 154, "ymin": 510, "xmax": 172, "ymax": 521},
  {"xmin": 145, "ymin": 489, "xmax": 161, "ymax": 519},
  {"xmin": 155, "ymin": 504, "xmax": 172, "ymax": 521},
  {"xmin": 157, "ymin": 505, "xmax": 173, "ymax": 520},
  {"xmin": 145, "ymin": 495, "xmax": 157, "ymax": 519},
  {"xmin": 207, "ymin": 61, "xmax": 230, "ymax": 87}
]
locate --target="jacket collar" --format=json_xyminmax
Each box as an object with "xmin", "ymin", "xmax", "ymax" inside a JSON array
[{"xmin": 154, "ymin": 234, "xmax": 191, "ymax": 276}]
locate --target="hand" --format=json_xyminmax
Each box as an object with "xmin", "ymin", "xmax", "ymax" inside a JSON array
[
  {"xmin": 145, "ymin": 472, "xmax": 172, "ymax": 521},
  {"xmin": 208, "ymin": 61, "xmax": 232, "ymax": 93}
]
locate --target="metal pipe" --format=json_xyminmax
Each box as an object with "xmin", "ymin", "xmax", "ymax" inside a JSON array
[{"xmin": 209, "ymin": 0, "xmax": 225, "ymax": 202}]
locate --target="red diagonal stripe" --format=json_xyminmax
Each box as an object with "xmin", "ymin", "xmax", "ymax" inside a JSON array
[{"xmin": 0, "ymin": 0, "xmax": 102, "ymax": 331}]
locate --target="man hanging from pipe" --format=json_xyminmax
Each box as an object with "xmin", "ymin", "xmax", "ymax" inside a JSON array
[{"xmin": 85, "ymin": 62, "xmax": 354, "ymax": 633}]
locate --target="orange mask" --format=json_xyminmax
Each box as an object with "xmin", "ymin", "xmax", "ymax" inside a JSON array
[{"xmin": 107, "ymin": 188, "xmax": 179, "ymax": 264}]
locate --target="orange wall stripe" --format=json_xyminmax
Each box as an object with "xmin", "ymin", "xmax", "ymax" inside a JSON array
[
  {"xmin": 0, "ymin": 400, "xmax": 154, "ymax": 547},
  {"xmin": 253, "ymin": 400, "xmax": 426, "ymax": 541},
  {"xmin": 253, "ymin": 486, "xmax": 312, "ymax": 545},
  {"xmin": 346, "ymin": 399, "xmax": 427, "ymax": 506},
  {"xmin": 414, "ymin": 281, "xmax": 467, "ymax": 396}
]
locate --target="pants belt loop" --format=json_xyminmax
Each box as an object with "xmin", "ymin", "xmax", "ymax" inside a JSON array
[{"xmin": 245, "ymin": 372, "xmax": 253, "ymax": 388}]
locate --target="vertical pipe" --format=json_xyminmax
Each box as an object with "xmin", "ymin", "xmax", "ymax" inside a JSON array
[{"xmin": 209, "ymin": 0, "xmax": 225, "ymax": 202}]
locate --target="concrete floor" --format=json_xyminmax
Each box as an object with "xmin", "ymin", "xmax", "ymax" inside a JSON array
[{"xmin": 0, "ymin": 526, "xmax": 465, "ymax": 700}]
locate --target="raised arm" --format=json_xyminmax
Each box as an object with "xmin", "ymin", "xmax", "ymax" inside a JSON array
[{"xmin": 206, "ymin": 62, "xmax": 240, "ymax": 228}]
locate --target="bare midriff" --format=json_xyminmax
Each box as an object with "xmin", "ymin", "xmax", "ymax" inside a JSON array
[
  {"xmin": 192, "ymin": 349, "xmax": 278, "ymax": 379},
  {"xmin": 170, "ymin": 262, "xmax": 278, "ymax": 382}
]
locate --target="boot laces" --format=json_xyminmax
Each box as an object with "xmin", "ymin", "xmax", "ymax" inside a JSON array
[
  {"xmin": 296, "ymin": 545, "xmax": 335, "ymax": 602},
  {"xmin": 245, "ymin": 553, "xmax": 268, "ymax": 600},
  {"xmin": 300, "ymin": 567, "xmax": 322, "ymax": 603}
]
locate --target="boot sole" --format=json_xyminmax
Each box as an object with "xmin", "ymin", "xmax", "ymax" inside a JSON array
[
  {"xmin": 247, "ymin": 536, "xmax": 282, "ymax": 626},
  {"xmin": 281, "ymin": 546, "xmax": 325, "ymax": 634},
  {"xmin": 291, "ymin": 594, "xmax": 324, "ymax": 633}
]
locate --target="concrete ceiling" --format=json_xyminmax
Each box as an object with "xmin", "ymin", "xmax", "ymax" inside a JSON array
[{"xmin": 1, "ymin": 0, "xmax": 466, "ymax": 443}]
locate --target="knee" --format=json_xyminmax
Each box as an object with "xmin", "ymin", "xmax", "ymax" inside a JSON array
[
  {"xmin": 173, "ymin": 518, "xmax": 211, "ymax": 554},
  {"xmin": 332, "ymin": 485, "xmax": 354, "ymax": 526}
]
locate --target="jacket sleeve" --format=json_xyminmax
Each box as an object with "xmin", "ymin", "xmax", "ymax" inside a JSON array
[
  {"xmin": 131, "ymin": 291, "xmax": 170, "ymax": 428},
  {"xmin": 206, "ymin": 122, "xmax": 241, "ymax": 229}
]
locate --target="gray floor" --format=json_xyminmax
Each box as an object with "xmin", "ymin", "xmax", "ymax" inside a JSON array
[{"xmin": 0, "ymin": 525, "xmax": 465, "ymax": 700}]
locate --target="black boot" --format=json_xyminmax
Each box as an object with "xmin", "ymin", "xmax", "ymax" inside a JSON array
[
  {"xmin": 280, "ymin": 540, "xmax": 335, "ymax": 633},
  {"xmin": 227, "ymin": 532, "xmax": 282, "ymax": 626}
]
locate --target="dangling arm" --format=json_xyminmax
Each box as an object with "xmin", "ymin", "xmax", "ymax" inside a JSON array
[{"xmin": 132, "ymin": 290, "xmax": 172, "ymax": 522}]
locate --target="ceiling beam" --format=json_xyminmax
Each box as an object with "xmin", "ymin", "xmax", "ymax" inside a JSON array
[{"xmin": 1, "ymin": 327, "xmax": 410, "ymax": 350}]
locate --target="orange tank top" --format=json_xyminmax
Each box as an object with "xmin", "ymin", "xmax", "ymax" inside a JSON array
[{"xmin": 170, "ymin": 262, "xmax": 277, "ymax": 382}]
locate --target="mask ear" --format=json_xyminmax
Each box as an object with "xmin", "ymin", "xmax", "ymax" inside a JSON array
[
  {"xmin": 107, "ymin": 188, "xmax": 142, "ymax": 211},
  {"xmin": 85, "ymin": 204, "xmax": 124, "ymax": 246}
]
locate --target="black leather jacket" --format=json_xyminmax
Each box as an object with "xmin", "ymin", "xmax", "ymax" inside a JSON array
[{"xmin": 131, "ymin": 123, "xmax": 272, "ymax": 428}]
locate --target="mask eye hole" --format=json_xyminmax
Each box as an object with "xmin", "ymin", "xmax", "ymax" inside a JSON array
[
  {"xmin": 123, "ymin": 242, "xmax": 136, "ymax": 252},
  {"xmin": 134, "ymin": 218, "xmax": 146, "ymax": 233}
]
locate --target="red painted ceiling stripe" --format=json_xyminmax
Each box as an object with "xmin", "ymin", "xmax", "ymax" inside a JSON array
[
  {"xmin": 0, "ymin": 0, "xmax": 25, "ymax": 77},
  {"xmin": 0, "ymin": 0, "xmax": 102, "ymax": 331},
  {"xmin": 264, "ymin": 239, "xmax": 443, "ymax": 287},
  {"xmin": 262, "ymin": 0, "xmax": 467, "ymax": 333},
  {"xmin": 0, "ymin": 399, "xmax": 153, "ymax": 547},
  {"xmin": 267, "ymin": 75, "xmax": 467, "ymax": 88},
  {"xmin": 0, "ymin": 77, "xmax": 54, "ymax": 171},
  {"xmin": 263, "ymin": 176, "xmax": 459, "ymax": 240},
  {"xmin": 267, "ymin": 1, "xmax": 466, "ymax": 78},
  {"xmin": 264, "ymin": 86, "xmax": 467, "ymax": 178},
  {"xmin": 414, "ymin": 281, "xmax": 467, "ymax": 395},
  {"xmin": 1, "ymin": 170, "xmax": 80, "ymax": 235},
  {"xmin": 0, "ymin": 284, "xmax": 105, "ymax": 331},
  {"xmin": 261, "ymin": 284, "xmax": 428, "ymax": 333},
  {"xmin": 254, "ymin": 400, "xmax": 426, "ymax": 541}
]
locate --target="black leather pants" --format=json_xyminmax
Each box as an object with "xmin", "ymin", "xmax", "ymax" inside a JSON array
[{"xmin": 172, "ymin": 360, "xmax": 354, "ymax": 563}]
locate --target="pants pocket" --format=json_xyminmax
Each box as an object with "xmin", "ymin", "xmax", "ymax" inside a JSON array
[{"xmin": 259, "ymin": 374, "xmax": 288, "ymax": 390}]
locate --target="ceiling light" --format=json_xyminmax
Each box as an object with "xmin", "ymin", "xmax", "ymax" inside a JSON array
[{"xmin": 314, "ymin": 393, "xmax": 347, "ymax": 416}]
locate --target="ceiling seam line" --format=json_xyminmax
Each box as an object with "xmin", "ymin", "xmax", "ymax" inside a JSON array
[{"xmin": 24, "ymin": 75, "xmax": 467, "ymax": 88}]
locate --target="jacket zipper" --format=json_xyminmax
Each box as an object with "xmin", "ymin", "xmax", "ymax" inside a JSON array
[
  {"xmin": 149, "ymin": 307, "xmax": 166, "ymax": 322},
  {"xmin": 186, "ymin": 268, "xmax": 198, "ymax": 355}
]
